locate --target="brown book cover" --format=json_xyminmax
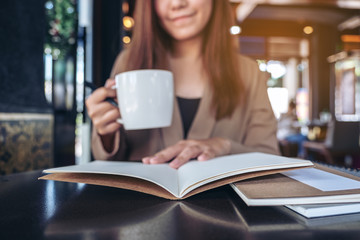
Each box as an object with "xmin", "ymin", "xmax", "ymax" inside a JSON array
[{"xmin": 231, "ymin": 164, "xmax": 360, "ymax": 205}]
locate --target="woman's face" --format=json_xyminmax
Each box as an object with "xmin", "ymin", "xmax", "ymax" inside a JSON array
[{"xmin": 154, "ymin": 0, "xmax": 213, "ymax": 42}]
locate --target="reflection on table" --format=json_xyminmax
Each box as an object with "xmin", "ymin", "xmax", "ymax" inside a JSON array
[{"xmin": 1, "ymin": 170, "xmax": 360, "ymax": 240}]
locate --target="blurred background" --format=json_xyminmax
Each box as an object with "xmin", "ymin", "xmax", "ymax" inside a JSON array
[{"xmin": 0, "ymin": 0, "xmax": 359, "ymax": 175}]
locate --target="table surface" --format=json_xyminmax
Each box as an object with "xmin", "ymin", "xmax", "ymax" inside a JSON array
[{"xmin": 1, "ymin": 170, "xmax": 360, "ymax": 240}]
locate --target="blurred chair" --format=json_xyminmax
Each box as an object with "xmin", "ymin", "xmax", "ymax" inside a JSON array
[
  {"xmin": 303, "ymin": 120, "xmax": 360, "ymax": 167},
  {"xmin": 278, "ymin": 140, "xmax": 299, "ymax": 158}
]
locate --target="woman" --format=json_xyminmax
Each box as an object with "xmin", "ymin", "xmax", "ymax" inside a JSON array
[{"xmin": 86, "ymin": 0, "xmax": 279, "ymax": 169}]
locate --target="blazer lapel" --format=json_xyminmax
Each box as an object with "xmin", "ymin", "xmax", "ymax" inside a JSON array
[
  {"xmin": 187, "ymin": 85, "xmax": 216, "ymax": 140},
  {"xmin": 161, "ymin": 85, "xmax": 216, "ymax": 148},
  {"xmin": 161, "ymin": 97, "xmax": 184, "ymax": 148}
]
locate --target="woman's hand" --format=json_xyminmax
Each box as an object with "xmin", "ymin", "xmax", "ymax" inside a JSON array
[
  {"xmin": 142, "ymin": 137, "xmax": 231, "ymax": 169},
  {"xmin": 85, "ymin": 79, "xmax": 121, "ymax": 150}
]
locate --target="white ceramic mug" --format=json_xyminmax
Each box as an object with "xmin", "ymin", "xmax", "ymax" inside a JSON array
[{"xmin": 114, "ymin": 69, "xmax": 174, "ymax": 130}]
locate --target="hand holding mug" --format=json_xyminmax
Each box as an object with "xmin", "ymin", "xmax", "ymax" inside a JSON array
[
  {"xmin": 85, "ymin": 79, "xmax": 121, "ymax": 136},
  {"xmin": 87, "ymin": 70, "xmax": 174, "ymax": 132}
]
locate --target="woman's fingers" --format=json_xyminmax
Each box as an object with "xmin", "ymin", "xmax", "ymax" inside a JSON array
[
  {"xmin": 142, "ymin": 142, "xmax": 185, "ymax": 164},
  {"xmin": 86, "ymin": 87, "xmax": 115, "ymax": 107},
  {"xmin": 143, "ymin": 138, "xmax": 231, "ymax": 169},
  {"xmin": 105, "ymin": 78, "xmax": 116, "ymax": 88},
  {"xmin": 88, "ymin": 101, "xmax": 111, "ymax": 120},
  {"xmin": 169, "ymin": 145, "xmax": 203, "ymax": 169},
  {"xmin": 93, "ymin": 107, "xmax": 121, "ymax": 135},
  {"xmin": 197, "ymin": 150, "xmax": 216, "ymax": 162},
  {"xmin": 86, "ymin": 80, "xmax": 121, "ymax": 136}
]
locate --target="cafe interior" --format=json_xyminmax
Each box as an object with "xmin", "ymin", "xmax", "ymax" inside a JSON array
[
  {"xmin": 0, "ymin": 0, "xmax": 359, "ymax": 172},
  {"xmin": 1, "ymin": 0, "xmax": 360, "ymax": 239}
]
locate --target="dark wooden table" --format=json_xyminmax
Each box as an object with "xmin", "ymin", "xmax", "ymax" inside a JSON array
[{"xmin": 1, "ymin": 170, "xmax": 360, "ymax": 240}]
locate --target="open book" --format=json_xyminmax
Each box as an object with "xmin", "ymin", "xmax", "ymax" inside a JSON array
[{"xmin": 39, "ymin": 152, "xmax": 313, "ymax": 200}]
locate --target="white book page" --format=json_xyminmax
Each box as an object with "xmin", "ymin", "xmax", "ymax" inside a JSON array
[
  {"xmin": 282, "ymin": 168, "xmax": 360, "ymax": 191},
  {"xmin": 285, "ymin": 203, "xmax": 360, "ymax": 218},
  {"xmin": 177, "ymin": 152, "xmax": 313, "ymax": 197},
  {"xmin": 44, "ymin": 161, "xmax": 180, "ymax": 197}
]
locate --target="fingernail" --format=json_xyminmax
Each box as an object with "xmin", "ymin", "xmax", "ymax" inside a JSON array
[
  {"xmin": 105, "ymin": 79, "xmax": 115, "ymax": 88},
  {"xmin": 197, "ymin": 156, "xmax": 207, "ymax": 161},
  {"xmin": 169, "ymin": 159, "xmax": 179, "ymax": 169},
  {"xmin": 149, "ymin": 156, "xmax": 159, "ymax": 164}
]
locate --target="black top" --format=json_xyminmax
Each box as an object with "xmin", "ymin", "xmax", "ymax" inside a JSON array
[{"xmin": 177, "ymin": 96, "xmax": 201, "ymax": 138}]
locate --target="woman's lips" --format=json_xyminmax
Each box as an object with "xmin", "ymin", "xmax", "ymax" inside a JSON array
[{"xmin": 169, "ymin": 12, "xmax": 196, "ymax": 24}]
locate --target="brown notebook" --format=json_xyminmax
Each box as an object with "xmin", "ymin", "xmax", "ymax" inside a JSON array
[
  {"xmin": 39, "ymin": 152, "xmax": 313, "ymax": 200},
  {"xmin": 231, "ymin": 164, "xmax": 360, "ymax": 206}
]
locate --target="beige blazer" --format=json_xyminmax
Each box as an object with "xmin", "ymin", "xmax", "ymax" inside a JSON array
[{"xmin": 92, "ymin": 54, "xmax": 280, "ymax": 161}]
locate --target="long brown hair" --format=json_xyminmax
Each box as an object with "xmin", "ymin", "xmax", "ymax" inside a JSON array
[{"xmin": 120, "ymin": 0, "xmax": 244, "ymax": 120}]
